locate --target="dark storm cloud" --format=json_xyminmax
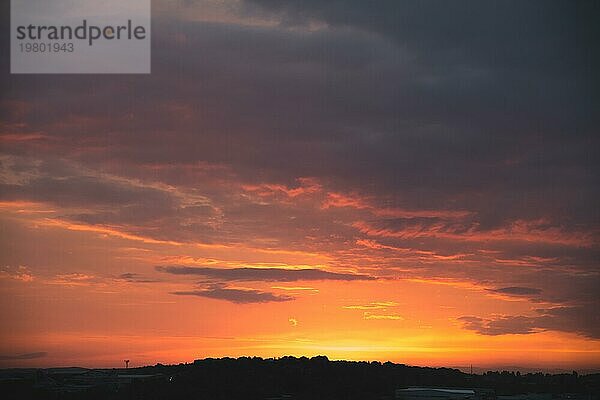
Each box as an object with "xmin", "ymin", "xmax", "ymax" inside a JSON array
[
  {"xmin": 172, "ymin": 285, "xmax": 294, "ymax": 304},
  {"xmin": 239, "ymin": 0, "xmax": 600, "ymax": 225},
  {"xmin": 157, "ymin": 266, "xmax": 375, "ymax": 282},
  {"xmin": 2, "ymin": 13, "xmax": 597, "ymax": 229},
  {"xmin": 0, "ymin": 352, "xmax": 47, "ymax": 360},
  {"xmin": 245, "ymin": 0, "xmax": 599, "ymax": 75}
]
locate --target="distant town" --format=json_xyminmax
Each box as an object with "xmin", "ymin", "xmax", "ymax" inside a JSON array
[{"xmin": 1, "ymin": 356, "xmax": 598, "ymax": 399}]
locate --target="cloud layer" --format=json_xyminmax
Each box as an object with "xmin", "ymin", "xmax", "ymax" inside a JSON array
[{"xmin": 0, "ymin": 0, "xmax": 598, "ymax": 342}]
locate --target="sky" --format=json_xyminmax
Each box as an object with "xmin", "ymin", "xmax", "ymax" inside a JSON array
[{"xmin": 0, "ymin": 0, "xmax": 599, "ymax": 370}]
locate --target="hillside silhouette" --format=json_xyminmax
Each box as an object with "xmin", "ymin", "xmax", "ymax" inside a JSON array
[{"xmin": 2, "ymin": 356, "xmax": 599, "ymax": 399}]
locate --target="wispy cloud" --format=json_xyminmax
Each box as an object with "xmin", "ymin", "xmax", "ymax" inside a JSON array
[
  {"xmin": 0, "ymin": 352, "xmax": 47, "ymax": 360},
  {"xmin": 353, "ymin": 219, "xmax": 595, "ymax": 247},
  {"xmin": 488, "ymin": 286, "xmax": 542, "ymax": 296},
  {"xmin": 0, "ymin": 265, "xmax": 34, "ymax": 282},
  {"xmin": 115, "ymin": 272, "xmax": 159, "ymax": 283},
  {"xmin": 48, "ymin": 273, "xmax": 98, "ymax": 286},
  {"xmin": 343, "ymin": 302, "xmax": 398, "ymax": 310},
  {"xmin": 272, "ymin": 286, "xmax": 319, "ymax": 292},
  {"xmin": 157, "ymin": 266, "xmax": 375, "ymax": 282},
  {"xmin": 363, "ymin": 312, "xmax": 404, "ymax": 321}
]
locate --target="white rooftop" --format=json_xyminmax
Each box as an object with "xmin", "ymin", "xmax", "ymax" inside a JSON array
[{"xmin": 399, "ymin": 387, "xmax": 475, "ymax": 394}]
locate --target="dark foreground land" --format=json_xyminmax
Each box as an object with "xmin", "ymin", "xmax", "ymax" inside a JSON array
[{"xmin": 1, "ymin": 356, "xmax": 599, "ymax": 399}]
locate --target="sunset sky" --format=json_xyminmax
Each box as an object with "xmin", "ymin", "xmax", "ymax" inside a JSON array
[{"xmin": 1, "ymin": 0, "xmax": 599, "ymax": 370}]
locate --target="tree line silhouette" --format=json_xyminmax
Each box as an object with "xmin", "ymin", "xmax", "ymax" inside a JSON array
[{"xmin": 2, "ymin": 356, "xmax": 599, "ymax": 399}]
